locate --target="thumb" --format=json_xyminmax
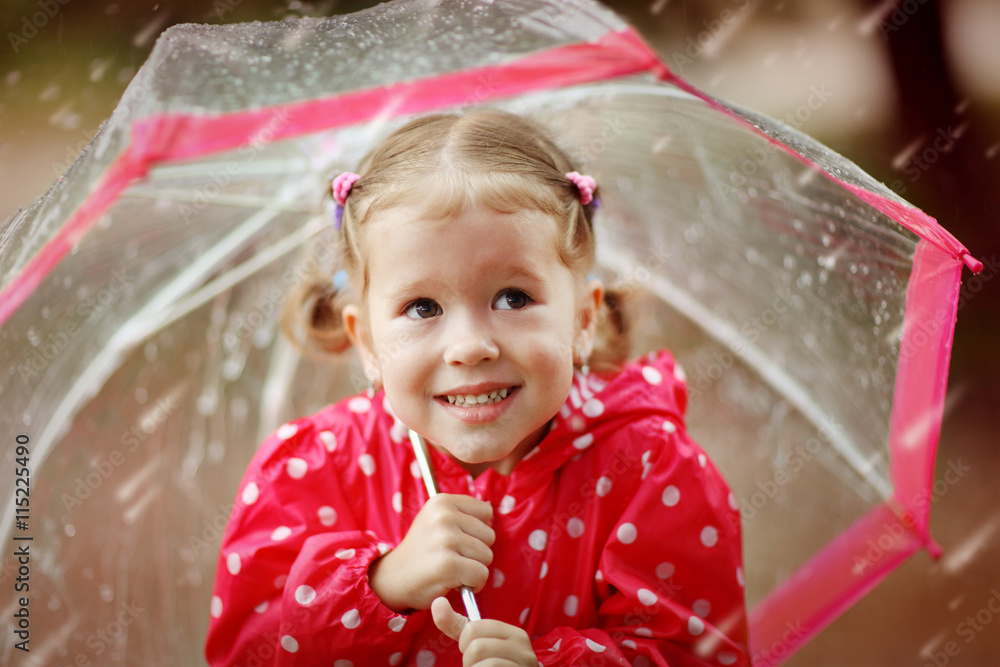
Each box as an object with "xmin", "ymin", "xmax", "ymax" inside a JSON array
[{"xmin": 431, "ymin": 596, "xmax": 468, "ymax": 641}]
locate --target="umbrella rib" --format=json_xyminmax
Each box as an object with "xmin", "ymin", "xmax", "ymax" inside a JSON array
[
  {"xmin": 123, "ymin": 188, "xmax": 316, "ymax": 213},
  {"xmin": 0, "ymin": 179, "xmax": 319, "ymax": 546},
  {"xmin": 144, "ymin": 215, "xmax": 327, "ymax": 336},
  {"xmin": 601, "ymin": 245, "xmax": 893, "ymax": 501}
]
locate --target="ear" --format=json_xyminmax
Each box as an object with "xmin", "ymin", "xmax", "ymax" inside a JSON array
[
  {"xmin": 575, "ymin": 277, "xmax": 605, "ymax": 360},
  {"xmin": 342, "ymin": 303, "xmax": 380, "ymax": 378}
]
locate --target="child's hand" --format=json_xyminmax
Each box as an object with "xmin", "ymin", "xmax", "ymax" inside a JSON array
[
  {"xmin": 369, "ymin": 494, "xmax": 495, "ymax": 612},
  {"xmin": 432, "ymin": 597, "xmax": 539, "ymax": 667}
]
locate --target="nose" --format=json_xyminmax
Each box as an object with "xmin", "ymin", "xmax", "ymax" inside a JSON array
[{"xmin": 442, "ymin": 311, "xmax": 499, "ymax": 366}]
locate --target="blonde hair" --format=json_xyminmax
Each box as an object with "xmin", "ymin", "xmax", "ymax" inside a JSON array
[{"xmin": 282, "ymin": 109, "xmax": 631, "ymax": 373}]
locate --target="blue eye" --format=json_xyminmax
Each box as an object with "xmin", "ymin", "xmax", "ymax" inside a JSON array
[
  {"xmin": 495, "ymin": 289, "xmax": 531, "ymax": 310},
  {"xmin": 404, "ymin": 299, "xmax": 441, "ymax": 319}
]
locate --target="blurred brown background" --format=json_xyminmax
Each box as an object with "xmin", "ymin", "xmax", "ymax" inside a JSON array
[{"xmin": 1, "ymin": 0, "xmax": 997, "ymax": 665}]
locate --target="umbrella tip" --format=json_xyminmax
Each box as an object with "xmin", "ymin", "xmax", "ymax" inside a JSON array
[{"xmin": 961, "ymin": 253, "xmax": 983, "ymax": 273}]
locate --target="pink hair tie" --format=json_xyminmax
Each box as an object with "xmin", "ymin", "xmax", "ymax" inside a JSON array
[
  {"xmin": 332, "ymin": 171, "xmax": 360, "ymax": 207},
  {"xmin": 566, "ymin": 171, "xmax": 596, "ymax": 206}
]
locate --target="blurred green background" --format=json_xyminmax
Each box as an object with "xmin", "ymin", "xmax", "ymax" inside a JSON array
[{"xmin": 1, "ymin": 1, "xmax": 997, "ymax": 665}]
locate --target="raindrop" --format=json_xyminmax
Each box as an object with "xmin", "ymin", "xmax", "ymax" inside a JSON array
[
  {"xmin": 796, "ymin": 271, "xmax": 813, "ymax": 288},
  {"xmin": 100, "ymin": 584, "xmax": 114, "ymax": 602},
  {"xmin": 222, "ymin": 356, "xmax": 244, "ymax": 380},
  {"xmin": 47, "ymin": 597, "xmax": 62, "ymax": 612},
  {"xmin": 83, "ymin": 568, "xmax": 95, "ymax": 580},
  {"xmin": 229, "ymin": 396, "xmax": 249, "ymax": 423},
  {"xmin": 39, "ymin": 84, "xmax": 60, "ymax": 101},
  {"xmin": 144, "ymin": 342, "xmax": 158, "ymax": 361},
  {"xmin": 22, "ymin": 412, "xmax": 31, "ymax": 426},
  {"xmin": 134, "ymin": 387, "xmax": 148, "ymax": 404},
  {"xmin": 783, "ymin": 255, "xmax": 794, "ymax": 270},
  {"xmin": 208, "ymin": 440, "xmax": 225, "ymax": 462},
  {"xmin": 64, "ymin": 524, "xmax": 76, "ymax": 537},
  {"xmin": 746, "ymin": 248, "xmax": 759, "ymax": 264},
  {"xmin": 6, "ymin": 71, "xmax": 21, "ymax": 86},
  {"xmin": 89, "ymin": 58, "xmax": 112, "ymax": 83},
  {"xmin": 197, "ymin": 392, "xmax": 218, "ymax": 415},
  {"xmin": 849, "ymin": 263, "xmax": 858, "ymax": 274}
]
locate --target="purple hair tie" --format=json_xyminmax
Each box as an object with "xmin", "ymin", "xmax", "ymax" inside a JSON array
[{"xmin": 565, "ymin": 171, "xmax": 596, "ymax": 206}]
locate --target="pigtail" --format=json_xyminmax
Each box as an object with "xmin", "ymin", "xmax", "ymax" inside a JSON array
[
  {"xmin": 280, "ymin": 265, "xmax": 354, "ymax": 358},
  {"xmin": 590, "ymin": 284, "xmax": 633, "ymax": 374}
]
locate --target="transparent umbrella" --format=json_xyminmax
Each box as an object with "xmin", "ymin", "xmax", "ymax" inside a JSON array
[{"xmin": 0, "ymin": 0, "xmax": 981, "ymax": 664}]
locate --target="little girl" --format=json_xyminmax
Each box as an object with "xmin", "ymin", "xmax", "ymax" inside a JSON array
[{"xmin": 205, "ymin": 110, "xmax": 749, "ymax": 666}]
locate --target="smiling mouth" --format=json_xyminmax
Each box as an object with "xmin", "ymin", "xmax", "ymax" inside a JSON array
[{"xmin": 442, "ymin": 387, "xmax": 516, "ymax": 408}]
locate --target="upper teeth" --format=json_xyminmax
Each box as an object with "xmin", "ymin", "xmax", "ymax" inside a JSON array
[{"xmin": 447, "ymin": 388, "xmax": 510, "ymax": 406}]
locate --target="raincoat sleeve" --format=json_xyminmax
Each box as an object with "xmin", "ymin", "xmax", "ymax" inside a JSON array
[
  {"xmin": 204, "ymin": 416, "xmax": 425, "ymax": 666},
  {"xmin": 531, "ymin": 418, "xmax": 749, "ymax": 666}
]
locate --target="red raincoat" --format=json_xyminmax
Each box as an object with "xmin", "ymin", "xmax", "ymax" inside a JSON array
[{"xmin": 206, "ymin": 349, "xmax": 749, "ymax": 666}]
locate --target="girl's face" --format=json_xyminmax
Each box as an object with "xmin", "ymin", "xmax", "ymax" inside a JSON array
[{"xmin": 342, "ymin": 204, "xmax": 603, "ymax": 476}]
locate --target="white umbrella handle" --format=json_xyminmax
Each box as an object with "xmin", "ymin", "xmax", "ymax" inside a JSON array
[{"xmin": 408, "ymin": 429, "xmax": 483, "ymax": 622}]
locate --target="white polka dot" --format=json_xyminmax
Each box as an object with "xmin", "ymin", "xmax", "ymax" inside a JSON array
[
  {"xmin": 416, "ymin": 649, "xmax": 435, "ymax": 667},
  {"xmin": 573, "ymin": 433, "xmax": 594, "ymax": 450},
  {"xmin": 701, "ymin": 526, "xmax": 719, "ymax": 547},
  {"xmin": 718, "ymin": 652, "xmax": 738, "ymax": 665},
  {"xmin": 281, "ymin": 635, "xmax": 299, "ymax": 652},
  {"xmin": 389, "ymin": 616, "xmax": 406, "ymax": 632},
  {"xmin": 529, "ymin": 529, "xmax": 548, "ymax": 551},
  {"xmin": 539, "ymin": 562, "xmax": 548, "ymax": 579},
  {"xmin": 410, "ymin": 460, "xmax": 421, "ymax": 478},
  {"xmin": 520, "ymin": 607, "xmax": 530, "ymax": 624},
  {"xmin": 392, "ymin": 492, "xmax": 402, "ymax": 513},
  {"xmin": 342, "ymin": 608, "xmax": 360, "ymax": 629},
  {"xmin": 549, "ymin": 638, "xmax": 562, "ymax": 652},
  {"xmin": 286, "ymin": 458, "xmax": 307, "ymax": 479},
  {"xmin": 698, "ymin": 453, "xmax": 707, "ymax": 468},
  {"xmin": 728, "ymin": 492, "xmax": 739, "ymax": 511},
  {"xmin": 641, "ymin": 450, "xmax": 651, "ymax": 464},
  {"xmin": 271, "ymin": 526, "xmax": 292, "ymax": 541},
  {"xmin": 642, "ymin": 463, "xmax": 652, "ymax": 480},
  {"xmin": 276, "ymin": 423, "xmax": 298, "ymax": 440},
  {"xmin": 254, "ymin": 600, "xmax": 268, "ymax": 613},
  {"xmin": 582, "ymin": 398, "xmax": 604, "ymax": 417},
  {"xmin": 688, "ymin": 615, "xmax": 705, "ymax": 635},
  {"xmin": 295, "ymin": 585, "xmax": 316, "ymax": 605},
  {"xmin": 377, "ymin": 542, "xmax": 390, "ymax": 555},
  {"xmin": 210, "ymin": 595, "xmax": 223, "ymax": 618},
  {"xmin": 662, "ymin": 485, "xmax": 680, "ymax": 506},
  {"xmin": 390, "ymin": 421, "xmax": 407, "ymax": 444},
  {"xmin": 492, "ymin": 569, "xmax": 505, "ymax": 587},
  {"xmin": 318, "ymin": 506, "xmax": 337, "ymax": 526},
  {"xmin": 642, "ymin": 366, "xmax": 662, "ymax": 385},
  {"xmin": 595, "ymin": 569, "xmax": 604, "ymax": 583},
  {"xmin": 693, "ymin": 599, "xmax": 711, "ymax": 618},
  {"xmin": 563, "ymin": 595, "xmax": 579, "ymax": 616},
  {"xmin": 334, "ymin": 661, "xmax": 353, "ymax": 667},
  {"xmin": 656, "ymin": 562, "xmax": 675, "ymax": 579},
  {"xmin": 585, "ymin": 638, "xmax": 606, "ymax": 652},
  {"xmin": 737, "ymin": 566, "xmax": 744, "ymax": 587},
  {"xmin": 498, "ymin": 495, "xmax": 515, "ymax": 514},
  {"xmin": 241, "ymin": 482, "xmax": 259, "ymax": 505},
  {"xmin": 638, "ymin": 588, "xmax": 658, "ymax": 606},
  {"xmin": 348, "ymin": 396, "xmax": 371, "ymax": 413},
  {"xmin": 389, "ymin": 653, "xmax": 403, "ymax": 666},
  {"xmin": 617, "ymin": 522, "xmax": 637, "ymax": 544},
  {"xmin": 567, "ymin": 517, "xmax": 585, "ymax": 538},
  {"xmin": 274, "ymin": 575, "xmax": 287, "ymax": 589},
  {"xmin": 662, "ymin": 420, "xmax": 677, "ymax": 434},
  {"xmin": 622, "ymin": 639, "xmax": 637, "ymax": 650},
  {"xmin": 358, "ymin": 453, "xmax": 375, "ymax": 476},
  {"xmin": 673, "ymin": 364, "xmax": 687, "ymax": 383},
  {"xmin": 336, "ymin": 548, "xmax": 355, "ymax": 560},
  {"xmin": 636, "ymin": 627, "xmax": 653, "ymax": 637},
  {"xmin": 226, "ymin": 552, "xmax": 241, "ymax": 575},
  {"xmin": 596, "ymin": 476, "xmax": 612, "ymax": 497},
  {"xmin": 319, "ymin": 430, "xmax": 336, "ymax": 451}
]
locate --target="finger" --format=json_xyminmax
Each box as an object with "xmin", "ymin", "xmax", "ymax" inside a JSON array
[
  {"xmin": 459, "ymin": 621, "xmax": 534, "ymax": 658},
  {"xmin": 455, "ymin": 512, "xmax": 496, "ymax": 547},
  {"xmin": 446, "ymin": 494, "xmax": 495, "ymax": 525},
  {"xmin": 431, "ymin": 596, "xmax": 468, "ymax": 641}
]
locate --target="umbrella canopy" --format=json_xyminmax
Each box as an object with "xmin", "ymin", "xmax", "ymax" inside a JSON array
[{"xmin": 0, "ymin": 0, "xmax": 980, "ymax": 664}]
